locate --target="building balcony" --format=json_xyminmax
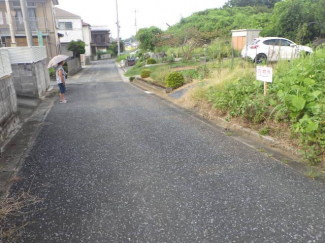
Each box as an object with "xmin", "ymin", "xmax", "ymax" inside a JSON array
[{"xmin": 0, "ymin": 17, "xmax": 49, "ymax": 37}]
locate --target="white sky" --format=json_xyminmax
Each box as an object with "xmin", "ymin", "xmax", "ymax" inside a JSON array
[{"xmin": 57, "ymin": 0, "xmax": 227, "ymax": 39}]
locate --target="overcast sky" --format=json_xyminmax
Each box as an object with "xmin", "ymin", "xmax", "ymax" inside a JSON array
[{"xmin": 58, "ymin": 0, "xmax": 227, "ymax": 39}]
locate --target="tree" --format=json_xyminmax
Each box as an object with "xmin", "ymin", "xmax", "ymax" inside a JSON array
[
  {"xmin": 261, "ymin": 0, "xmax": 323, "ymax": 44},
  {"xmin": 136, "ymin": 26, "xmax": 162, "ymax": 51},
  {"xmin": 225, "ymin": 0, "xmax": 281, "ymax": 8},
  {"xmin": 107, "ymin": 41, "xmax": 125, "ymax": 56},
  {"xmin": 67, "ymin": 40, "xmax": 85, "ymax": 58}
]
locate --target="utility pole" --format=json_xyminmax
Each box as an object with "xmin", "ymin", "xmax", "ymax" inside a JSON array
[
  {"xmin": 5, "ymin": 0, "xmax": 16, "ymax": 47},
  {"xmin": 20, "ymin": 0, "xmax": 33, "ymax": 46},
  {"xmin": 135, "ymin": 10, "xmax": 138, "ymax": 35},
  {"xmin": 115, "ymin": 0, "xmax": 120, "ymax": 56}
]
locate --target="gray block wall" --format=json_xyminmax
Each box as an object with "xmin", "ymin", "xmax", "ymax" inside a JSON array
[
  {"xmin": 0, "ymin": 75, "xmax": 19, "ymax": 146},
  {"xmin": 11, "ymin": 59, "xmax": 51, "ymax": 98},
  {"xmin": 67, "ymin": 58, "xmax": 82, "ymax": 76}
]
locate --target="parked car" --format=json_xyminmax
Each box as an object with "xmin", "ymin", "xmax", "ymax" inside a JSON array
[{"xmin": 241, "ymin": 37, "xmax": 313, "ymax": 63}]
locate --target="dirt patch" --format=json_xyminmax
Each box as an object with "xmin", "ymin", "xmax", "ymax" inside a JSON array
[{"xmin": 171, "ymin": 66, "xmax": 197, "ymax": 71}]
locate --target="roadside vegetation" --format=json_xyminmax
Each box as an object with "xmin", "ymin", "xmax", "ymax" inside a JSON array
[
  {"xmin": 124, "ymin": 0, "xmax": 325, "ymax": 164},
  {"xmin": 180, "ymin": 48, "xmax": 325, "ymax": 164}
]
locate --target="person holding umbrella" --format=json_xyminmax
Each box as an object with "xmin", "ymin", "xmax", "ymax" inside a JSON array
[
  {"xmin": 56, "ymin": 60, "xmax": 67, "ymax": 103},
  {"xmin": 48, "ymin": 55, "xmax": 69, "ymax": 103}
]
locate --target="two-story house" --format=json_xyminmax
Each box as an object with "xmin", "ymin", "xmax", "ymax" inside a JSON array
[
  {"xmin": 55, "ymin": 7, "xmax": 92, "ymax": 57},
  {"xmin": 0, "ymin": 0, "xmax": 61, "ymax": 59},
  {"xmin": 91, "ymin": 26, "xmax": 110, "ymax": 55}
]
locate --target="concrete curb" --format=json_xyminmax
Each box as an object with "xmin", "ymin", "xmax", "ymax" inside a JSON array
[
  {"xmin": 131, "ymin": 79, "xmax": 300, "ymax": 157},
  {"xmin": 115, "ymin": 61, "xmax": 130, "ymax": 83}
]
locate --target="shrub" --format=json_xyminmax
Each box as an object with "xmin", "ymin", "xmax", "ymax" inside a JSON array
[
  {"xmin": 129, "ymin": 77, "xmax": 135, "ymax": 82},
  {"xmin": 165, "ymin": 72, "xmax": 185, "ymax": 89},
  {"xmin": 141, "ymin": 69, "xmax": 151, "ymax": 78},
  {"xmin": 49, "ymin": 67, "xmax": 55, "ymax": 78},
  {"xmin": 67, "ymin": 40, "xmax": 85, "ymax": 58},
  {"xmin": 147, "ymin": 58, "xmax": 157, "ymax": 65}
]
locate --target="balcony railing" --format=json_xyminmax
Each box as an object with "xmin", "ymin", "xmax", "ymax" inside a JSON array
[{"xmin": 0, "ymin": 17, "xmax": 48, "ymax": 36}]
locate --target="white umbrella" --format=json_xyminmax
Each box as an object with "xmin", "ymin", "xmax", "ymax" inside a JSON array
[{"xmin": 47, "ymin": 55, "xmax": 69, "ymax": 68}]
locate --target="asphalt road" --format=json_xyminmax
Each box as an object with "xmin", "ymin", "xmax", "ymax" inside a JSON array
[{"xmin": 10, "ymin": 59, "xmax": 325, "ymax": 242}]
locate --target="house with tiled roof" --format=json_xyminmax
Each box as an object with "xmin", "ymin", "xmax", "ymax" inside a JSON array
[{"xmin": 54, "ymin": 7, "xmax": 92, "ymax": 57}]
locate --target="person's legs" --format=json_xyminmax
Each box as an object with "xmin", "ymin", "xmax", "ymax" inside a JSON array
[{"xmin": 59, "ymin": 84, "xmax": 67, "ymax": 103}]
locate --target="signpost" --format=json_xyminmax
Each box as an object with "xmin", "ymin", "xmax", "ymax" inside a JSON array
[{"xmin": 256, "ymin": 66, "xmax": 273, "ymax": 96}]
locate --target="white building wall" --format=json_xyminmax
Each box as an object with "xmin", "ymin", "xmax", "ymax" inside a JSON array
[
  {"xmin": 82, "ymin": 25, "xmax": 92, "ymax": 57},
  {"xmin": 57, "ymin": 18, "xmax": 84, "ymax": 43}
]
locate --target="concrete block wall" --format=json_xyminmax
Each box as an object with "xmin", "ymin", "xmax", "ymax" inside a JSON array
[
  {"xmin": 11, "ymin": 59, "xmax": 51, "ymax": 98},
  {"xmin": 67, "ymin": 58, "xmax": 82, "ymax": 76},
  {"xmin": 0, "ymin": 76, "xmax": 19, "ymax": 146}
]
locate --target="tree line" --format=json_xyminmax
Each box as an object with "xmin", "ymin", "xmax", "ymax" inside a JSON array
[{"xmin": 136, "ymin": 0, "xmax": 325, "ymax": 51}]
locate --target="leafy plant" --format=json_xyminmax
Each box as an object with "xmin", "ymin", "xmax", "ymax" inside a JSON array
[
  {"xmin": 147, "ymin": 58, "xmax": 157, "ymax": 65},
  {"xmin": 141, "ymin": 69, "xmax": 151, "ymax": 78},
  {"xmin": 129, "ymin": 77, "xmax": 135, "ymax": 82},
  {"xmin": 165, "ymin": 72, "xmax": 185, "ymax": 89},
  {"xmin": 67, "ymin": 40, "xmax": 85, "ymax": 58},
  {"xmin": 48, "ymin": 67, "xmax": 55, "ymax": 78}
]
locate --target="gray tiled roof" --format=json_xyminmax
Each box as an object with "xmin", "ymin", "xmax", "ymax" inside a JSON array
[{"xmin": 54, "ymin": 7, "xmax": 81, "ymax": 18}]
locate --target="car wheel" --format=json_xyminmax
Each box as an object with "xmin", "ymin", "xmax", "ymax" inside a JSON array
[{"xmin": 255, "ymin": 54, "xmax": 267, "ymax": 64}]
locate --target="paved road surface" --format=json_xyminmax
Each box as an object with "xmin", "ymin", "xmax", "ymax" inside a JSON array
[{"xmin": 10, "ymin": 59, "xmax": 325, "ymax": 242}]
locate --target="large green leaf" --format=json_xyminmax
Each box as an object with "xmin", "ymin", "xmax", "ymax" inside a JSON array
[
  {"xmin": 305, "ymin": 121, "xmax": 319, "ymax": 133},
  {"xmin": 291, "ymin": 96, "xmax": 306, "ymax": 111}
]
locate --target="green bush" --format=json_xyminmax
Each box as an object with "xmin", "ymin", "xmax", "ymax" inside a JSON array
[
  {"xmin": 165, "ymin": 72, "xmax": 185, "ymax": 89},
  {"xmin": 147, "ymin": 58, "xmax": 157, "ymax": 65},
  {"xmin": 129, "ymin": 77, "xmax": 135, "ymax": 82},
  {"xmin": 141, "ymin": 69, "xmax": 151, "ymax": 78},
  {"xmin": 49, "ymin": 67, "xmax": 55, "ymax": 78}
]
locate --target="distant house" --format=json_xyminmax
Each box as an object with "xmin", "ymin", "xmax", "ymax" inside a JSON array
[
  {"xmin": 91, "ymin": 26, "xmax": 110, "ymax": 54},
  {"xmin": 82, "ymin": 21, "xmax": 92, "ymax": 57},
  {"xmin": 55, "ymin": 7, "xmax": 92, "ymax": 57},
  {"xmin": 0, "ymin": 0, "xmax": 61, "ymax": 59}
]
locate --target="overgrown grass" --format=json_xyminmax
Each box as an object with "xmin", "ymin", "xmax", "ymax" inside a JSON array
[
  {"xmin": 179, "ymin": 49, "xmax": 325, "ymax": 164},
  {"xmin": 0, "ymin": 193, "xmax": 42, "ymax": 242}
]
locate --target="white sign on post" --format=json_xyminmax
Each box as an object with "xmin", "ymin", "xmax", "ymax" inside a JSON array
[{"xmin": 256, "ymin": 66, "xmax": 273, "ymax": 83}]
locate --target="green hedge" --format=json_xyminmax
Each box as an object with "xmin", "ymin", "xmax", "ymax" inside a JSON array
[
  {"xmin": 147, "ymin": 58, "xmax": 157, "ymax": 65},
  {"xmin": 141, "ymin": 69, "xmax": 151, "ymax": 78},
  {"xmin": 165, "ymin": 72, "xmax": 185, "ymax": 89}
]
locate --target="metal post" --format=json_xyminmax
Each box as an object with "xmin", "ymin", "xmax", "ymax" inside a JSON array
[
  {"xmin": 20, "ymin": 0, "xmax": 33, "ymax": 47},
  {"xmin": 135, "ymin": 10, "xmax": 137, "ymax": 34},
  {"xmin": 116, "ymin": 0, "xmax": 120, "ymax": 56},
  {"xmin": 5, "ymin": 0, "xmax": 16, "ymax": 47}
]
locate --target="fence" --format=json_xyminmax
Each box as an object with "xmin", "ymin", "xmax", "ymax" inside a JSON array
[
  {"xmin": 6, "ymin": 46, "xmax": 47, "ymax": 64},
  {"xmin": 101, "ymin": 54, "xmax": 111, "ymax": 59},
  {"xmin": 67, "ymin": 58, "xmax": 82, "ymax": 76},
  {"xmin": 0, "ymin": 49, "xmax": 12, "ymax": 79}
]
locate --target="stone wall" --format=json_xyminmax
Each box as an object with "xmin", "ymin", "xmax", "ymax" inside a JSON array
[
  {"xmin": 11, "ymin": 59, "xmax": 50, "ymax": 98},
  {"xmin": 0, "ymin": 75, "xmax": 19, "ymax": 148},
  {"xmin": 67, "ymin": 58, "xmax": 82, "ymax": 76}
]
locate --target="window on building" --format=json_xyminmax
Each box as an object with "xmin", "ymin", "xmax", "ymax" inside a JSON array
[
  {"xmin": 59, "ymin": 22, "xmax": 73, "ymax": 30},
  {"xmin": 12, "ymin": 2, "xmax": 37, "ymax": 7}
]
